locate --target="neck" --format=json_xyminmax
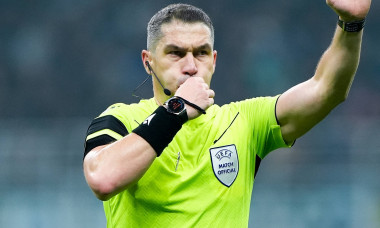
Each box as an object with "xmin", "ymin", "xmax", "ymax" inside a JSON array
[
  {"xmin": 153, "ymin": 82, "xmax": 171, "ymax": 105},
  {"xmin": 154, "ymin": 96, "xmax": 163, "ymax": 106}
]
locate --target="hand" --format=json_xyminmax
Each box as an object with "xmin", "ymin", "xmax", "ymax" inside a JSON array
[
  {"xmin": 327, "ymin": 0, "xmax": 371, "ymax": 21},
  {"xmin": 174, "ymin": 77, "xmax": 215, "ymax": 120}
]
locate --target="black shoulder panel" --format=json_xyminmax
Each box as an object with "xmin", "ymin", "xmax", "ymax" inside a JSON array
[
  {"xmin": 254, "ymin": 155, "xmax": 262, "ymax": 178},
  {"xmin": 83, "ymin": 115, "xmax": 129, "ymax": 159},
  {"xmin": 86, "ymin": 115, "xmax": 129, "ymax": 137}
]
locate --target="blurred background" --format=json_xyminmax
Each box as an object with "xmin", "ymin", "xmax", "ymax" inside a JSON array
[{"xmin": 0, "ymin": 0, "xmax": 379, "ymax": 227}]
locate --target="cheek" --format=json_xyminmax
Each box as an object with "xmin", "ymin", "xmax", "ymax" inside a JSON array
[
  {"xmin": 206, "ymin": 63, "xmax": 215, "ymax": 84},
  {"xmin": 163, "ymin": 71, "xmax": 179, "ymax": 88},
  {"xmin": 157, "ymin": 65, "xmax": 176, "ymax": 82},
  {"xmin": 202, "ymin": 71, "xmax": 213, "ymax": 87},
  {"xmin": 206, "ymin": 75, "xmax": 213, "ymax": 86}
]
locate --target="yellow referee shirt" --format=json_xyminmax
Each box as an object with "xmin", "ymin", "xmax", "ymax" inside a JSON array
[{"xmin": 85, "ymin": 96, "xmax": 292, "ymax": 227}]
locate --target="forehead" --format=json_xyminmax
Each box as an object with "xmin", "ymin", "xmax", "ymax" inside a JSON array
[{"xmin": 157, "ymin": 20, "xmax": 213, "ymax": 50}]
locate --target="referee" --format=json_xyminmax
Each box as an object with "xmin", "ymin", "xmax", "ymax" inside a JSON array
[{"xmin": 83, "ymin": 2, "xmax": 371, "ymax": 227}]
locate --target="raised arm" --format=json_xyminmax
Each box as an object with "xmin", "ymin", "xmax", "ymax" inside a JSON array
[{"xmin": 276, "ymin": 0, "xmax": 371, "ymax": 143}]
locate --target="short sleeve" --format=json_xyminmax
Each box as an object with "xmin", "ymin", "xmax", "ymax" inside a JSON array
[
  {"xmin": 234, "ymin": 95, "xmax": 293, "ymax": 159},
  {"xmin": 83, "ymin": 103, "xmax": 130, "ymax": 158}
]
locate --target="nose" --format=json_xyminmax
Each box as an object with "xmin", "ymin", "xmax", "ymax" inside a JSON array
[{"xmin": 182, "ymin": 53, "xmax": 198, "ymax": 76}]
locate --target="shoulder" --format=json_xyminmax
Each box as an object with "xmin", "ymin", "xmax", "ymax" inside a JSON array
[
  {"xmin": 99, "ymin": 103, "xmax": 129, "ymax": 117},
  {"xmin": 221, "ymin": 95, "xmax": 280, "ymax": 115},
  {"xmin": 83, "ymin": 99, "xmax": 157, "ymax": 156},
  {"xmin": 99, "ymin": 98, "xmax": 157, "ymax": 121},
  {"xmin": 87, "ymin": 98, "xmax": 158, "ymax": 138}
]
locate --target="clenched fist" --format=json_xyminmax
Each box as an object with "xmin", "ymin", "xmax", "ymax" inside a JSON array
[
  {"xmin": 174, "ymin": 77, "xmax": 215, "ymax": 120},
  {"xmin": 327, "ymin": 0, "xmax": 371, "ymax": 21}
]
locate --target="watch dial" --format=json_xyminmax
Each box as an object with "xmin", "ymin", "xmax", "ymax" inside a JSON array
[{"xmin": 169, "ymin": 99, "xmax": 184, "ymax": 112}]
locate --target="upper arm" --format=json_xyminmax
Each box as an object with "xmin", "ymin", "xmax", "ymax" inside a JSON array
[
  {"xmin": 84, "ymin": 113, "xmax": 129, "ymax": 159},
  {"xmin": 276, "ymin": 28, "xmax": 362, "ymax": 144},
  {"xmin": 82, "ymin": 104, "xmax": 158, "ymax": 200},
  {"xmin": 276, "ymin": 77, "xmax": 342, "ymax": 144}
]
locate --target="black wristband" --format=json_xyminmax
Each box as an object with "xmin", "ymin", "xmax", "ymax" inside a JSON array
[
  {"xmin": 132, "ymin": 106, "xmax": 183, "ymax": 156},
  {"xmin": 338, "ymin": 18, "xmax": 365, "ymax": 32}
]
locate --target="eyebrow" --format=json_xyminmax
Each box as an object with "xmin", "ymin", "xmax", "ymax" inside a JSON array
[
  {"xmin": 164, "ymin": 43, "xmax": 212, "ymax": 52},
  {"xmin": 195, "ymin": 44, "xmax": 212, "ymax": 52},
  {"xmin": 164, "ymin": 44, "xmax": 186, "ymax": 53}
]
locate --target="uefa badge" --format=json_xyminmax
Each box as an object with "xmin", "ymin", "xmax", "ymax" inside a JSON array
[{"xmin": 209, "ymin": 144, "xmax": 239, "ymax": 187}]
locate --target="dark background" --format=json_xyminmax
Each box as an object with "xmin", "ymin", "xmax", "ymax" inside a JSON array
[{"xmin": 1, "ymin": 0, "xmax": 379, "ymax": 227}]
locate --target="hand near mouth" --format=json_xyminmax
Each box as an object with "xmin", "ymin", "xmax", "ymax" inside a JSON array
[{"xmin": 174, "ymin": 77, "xmax": 215, "ymax": 120}]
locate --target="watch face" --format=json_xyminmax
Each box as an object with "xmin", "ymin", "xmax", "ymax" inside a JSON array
[{"xmin": 168, "ymin": 98, "xmax": 185, "ymax": 113}]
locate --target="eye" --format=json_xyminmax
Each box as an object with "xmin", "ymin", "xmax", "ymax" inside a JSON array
[
  {"xmin": 169, "ymin": 51, "xmax": 184, "ymax": 57},
  {"xmin": 196, "ymin": 50, "xmax": 209, "ymax": 57}
]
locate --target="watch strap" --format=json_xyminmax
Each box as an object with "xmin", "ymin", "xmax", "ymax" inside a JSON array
[
  {"xmin": 176, "ymin": 96, "xmax": 206, "ymax": 114},
  {"xmin": 338, "ymin": 18, "xmax": 365, "ymax": 32}
]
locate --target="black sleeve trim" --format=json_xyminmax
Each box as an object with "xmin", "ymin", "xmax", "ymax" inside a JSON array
[
  {"xmin": 86, "ymin": 115, "xmax": 129, "ymax": 137},
  {"xmin": 254, "ymin": 155, "xmax": 262, "ymax": 178},
  {"xmin": 274, "ymin": 95, "xmax": 281, "ymax": 125},
  {"xmin": 274, "ymin": 95, "xmax": 296, "ymax": 147},
  {"xmin": 84, "ymin": 135, "xmax": 116, "ymax": 159}
]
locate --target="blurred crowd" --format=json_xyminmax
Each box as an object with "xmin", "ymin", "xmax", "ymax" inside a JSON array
[{"xmin": 0, "ymin": 1, "xmax": 379, "ymax": 227}]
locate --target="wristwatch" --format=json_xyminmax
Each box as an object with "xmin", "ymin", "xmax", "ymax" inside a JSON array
[
  {"xmin": 338, "ymin": 18, "xmax": 365, "ymax": 32},
  {"xmin": 164, "ymin": 96, "xmax": 188, "ymax": 124}
]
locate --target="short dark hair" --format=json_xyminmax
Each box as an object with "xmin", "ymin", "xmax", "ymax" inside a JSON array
[{"xmin": 147, "ymin": 4, "xmax": 214, "ymax": 51}]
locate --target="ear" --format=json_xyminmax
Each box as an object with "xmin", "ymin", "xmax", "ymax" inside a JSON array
[
  {"xmin": 212, "ymin": 50, "xmax": 217, "ymax": 73},
  {"xmin": 141, "ymin": 50, "xmax": 152, "ymax": 74}
]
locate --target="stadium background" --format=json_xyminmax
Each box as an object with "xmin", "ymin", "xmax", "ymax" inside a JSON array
[{"xmin": 1, "ymin": 0, "xmax": 379, "ymax": 227}]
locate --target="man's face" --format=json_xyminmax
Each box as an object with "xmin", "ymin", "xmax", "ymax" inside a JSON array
[{"xmin": 143, "ymin": 20, "xmax": 217, "ymax": 101}]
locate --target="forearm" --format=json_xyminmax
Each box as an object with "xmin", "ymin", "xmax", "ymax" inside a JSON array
[
  {"xmin": 83, "ymin": 133, "xmax": 156, "ymax": 201},
  {"xmin": 313, "ymin": 25, "xmax": 363, "ymax": 102}
]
